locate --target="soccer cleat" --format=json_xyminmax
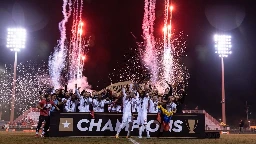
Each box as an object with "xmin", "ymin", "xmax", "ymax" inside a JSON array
[
  {"xmin": 126, "ymin": 135, "xmax": 131, "ymax": 138},
  {"xmin": 115, "ymin": 134, "xmax": 119, "ymax": 138},
  {"xmin": 138, "ymin": 136, "xmax": 142, "ymax": 139},
  {"xmin": 147, "ymin": 135, "xmax": 150, "ymax": 139},
  {"xmin": 41, "ymin": 134, "xmax": 44, "ymax": 138},
  {"xmin": 35, "ymin": 134, "xmax": 39, "ymax": 137}
]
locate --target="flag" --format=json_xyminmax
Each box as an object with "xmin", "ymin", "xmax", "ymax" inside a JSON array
[
  {"xmin": 157, "ymin": 105, "xmax": 174, "ymax": 131},
  {"xmin": 90, "ymin": 110, "xmax": 95, "ymax": 119},
  {"xmin": 89, "ymin": 103, "xmax": 95, "ymax": 119}
]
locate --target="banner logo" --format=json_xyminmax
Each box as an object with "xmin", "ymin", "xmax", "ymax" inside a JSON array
[
  {"xmin": 76, "ymin": 118, "xmax": 183, "ymax": 133},
  {"xmin": 50, "ymin": 113, "xmax": 205, "ymax": 138},
  {"xmin": 186, "ymin": 119, "xmax": 198, "ymax": 133},
  {"xmin": 59, "ymin": 118, "xmax": 73, "ymax": 131}
]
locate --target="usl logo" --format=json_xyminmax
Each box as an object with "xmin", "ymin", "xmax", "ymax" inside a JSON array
[{"xmin": 59, "ymin": 118, "xmax": 73, "ymax": 131}]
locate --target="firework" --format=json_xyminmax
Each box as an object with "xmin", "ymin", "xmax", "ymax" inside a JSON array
[
  {"xmin": 110, "ymin": 32, "xmax": 189, "ymax": 95},
  {"xmin": 109, "ymin": 46, "xmax": 149, "ymax": 84},
  {"xmin": 141, "ymin": 0, "xmax": 158, "ymax": 83},
  {"xmin": 159, "ymin": 31, "xmax": 190, "ymax": 95},
  {"xmin": 0, "ymin": 61, "xmax": 50, "ymax": 116},
  {"xmin": 141, "ymin": 0, "xmax": 189, "ymax": 94},
  {"xmin": 66, "ymin": 0, "xmax": 90, "ymax": 91},
  {"xmin": 162, "ymin": 0, "xmax": 173, "ymax": 83},
  {"xmin": 68, "ymin": 0, "xmax": 84, "ymax": 81},
  {"xmin": 48, "ymin": 0, "xmax": 90, "ymax": 90},
  {"xmin": 48, "ymin": 0, "xmax": 72, "ymax": 88},
  {"xmin": 110, "ymin": 0, "xmax": 189, "ymax": 95}
]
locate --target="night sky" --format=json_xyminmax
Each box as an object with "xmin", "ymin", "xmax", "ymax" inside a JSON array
[{"xmin": 0, "ymin": 0, "xmax": 256, "ymax": 125}]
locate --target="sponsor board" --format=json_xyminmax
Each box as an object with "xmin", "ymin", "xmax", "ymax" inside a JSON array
[{"xmin": 50, "ymin": 112, "xmax": 205, "ymax": 138}]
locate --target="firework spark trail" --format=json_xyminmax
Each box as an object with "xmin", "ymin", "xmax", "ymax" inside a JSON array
[
  {"xmin": 0, "ymin": 61, "xmax": 50, "ymax": 116},
  {"xmin": 49, "ymin": 0, "xmax": 72, "ymax": 88},
  {"xmin": 66, "ymin": 0, "xmax": 90, "ymax": 91},
  {"xmin": 142, "ymin": 0, "xmax": 158, "ymax": 83},
  {"xmin": 111, "ymin": 1, "xmax": 189, "ymax": 95},
  {"xmin": 154, "ymin": 32, "xmax": 189, "ymax": 94},
  {"xmin": 68, "ymin": 0, "xmax": 78, "ymax": 80},
  {"xmin": 162, "ymin": 0, "xmax": 174, "ymax": 84},
  {"xmin": 69, "ymin": 0, "xmax": 84, "ymax": 80},
  {"xmin": 109, "ymin": 46, "xmax": 148, "ymax": 84},
  {"xmin": 149, "ymin": 0, "xmax": 157, "ymax": 82},
  {"xmin": 171, "ymin": 31, "xmax": 190, "ymax": 94},
  {"xmin": 68, "ymin": 0, "xmax": 77, "ymax": 78},
  {"xmin": 80, "ymin": 0, "xmax": 83, "ymax": 21},
  {"xmin": 109, "ymin": 32, "xmax": 189, "ymax": 95},
  {"xmin": 77, "ymin": 0, "xmax": 84, "ymax": 80}
]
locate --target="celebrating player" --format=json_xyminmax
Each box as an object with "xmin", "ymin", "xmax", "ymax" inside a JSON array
[
  {"xmin": 76, "ymin": 88, "xmax": 93, "ymax": 112},
  {"xmin": 149, "ymin": 96, "xmax": 158, "ymax": 113},
  {"xmin": 115, "ymin": 88, "xmax": 134, "ymax": 138},
  {"xmin": 137, "ymin": 87, "xmax": 151, "ymax": 138}
]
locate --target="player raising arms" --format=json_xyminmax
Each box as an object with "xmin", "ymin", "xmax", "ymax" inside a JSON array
[
  {"xmin": 115, "ymin": 87, "xmax": 134, "ymax": 138},
  {"xmin": 137, "ymin": 85, "xmax": 151, "ymax": 138}
]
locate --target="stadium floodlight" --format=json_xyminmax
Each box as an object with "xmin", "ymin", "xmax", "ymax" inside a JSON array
[
  {"xmin": 6, "ymin": 28, "xmax": 27, "ymax": 122},
  {"xmin": 213, "ymin": 34, "xmax": 232, "ymax": 127},
  {"xmin": 6, "ymin": 28, "xmax": 26, "ymax": 52},
  {"xmin": 214, "ymin": 34, "xmax": 232, "ymax": 58}
]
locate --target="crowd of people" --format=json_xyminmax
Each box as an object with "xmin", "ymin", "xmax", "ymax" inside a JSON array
[{"xmin": 35, "ymin": 80, "xmax": 186, "ymax": 138}]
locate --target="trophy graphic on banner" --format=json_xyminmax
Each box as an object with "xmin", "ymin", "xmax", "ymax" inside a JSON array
[{"xmin": 186, "ymin": 119, "xmax": 198, "ymax": 133}]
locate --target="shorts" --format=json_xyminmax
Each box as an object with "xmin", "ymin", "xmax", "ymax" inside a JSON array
[
  {"xmin": 122, "ymin": 113, "xmax": 132, "ymax": 123},
  {"xmin": 137, "ymin": 112, "xmax": 147, "ymax": 125}
]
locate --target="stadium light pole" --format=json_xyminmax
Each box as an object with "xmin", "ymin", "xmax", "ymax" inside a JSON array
[
  {"xmin": 6, "ymin": 28, "xmax": 26, "ymax": 122},
  {"xmin": 214, "ymin": 34, "xmax": 232, "ymax": 126}
]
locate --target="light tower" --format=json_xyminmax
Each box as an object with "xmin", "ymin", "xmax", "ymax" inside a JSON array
[
  {"xmin": 6, "ymin": 28, "xmax": 27, "ymax": 122},
  {"xmin": 214, "ymin": 34, "xmax": 232, "ymax": 125}
]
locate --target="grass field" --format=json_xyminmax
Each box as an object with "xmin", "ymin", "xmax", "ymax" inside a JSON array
[{"xmin": 1, "ymin": 132, "xmax": 256, "ymax": 144}]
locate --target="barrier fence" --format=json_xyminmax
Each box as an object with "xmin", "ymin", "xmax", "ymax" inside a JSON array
[{"xmin": 50, "ymin": 112, "xmax": 205, "ymax": 138}]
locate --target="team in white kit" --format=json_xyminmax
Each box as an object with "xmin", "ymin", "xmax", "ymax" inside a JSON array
[
  {"xmin": 58, "ymin": 81, "xmax": 176, "ymax": 139},
  {"xmin": 115, "ymin": 82, "xmax": 177, "ymax": 139}
]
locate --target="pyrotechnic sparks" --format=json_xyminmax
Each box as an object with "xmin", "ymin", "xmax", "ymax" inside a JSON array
[
  {"xmin": 49, "ymin": 0, "xmax": 90, "ymax": 90},
  {"xmin": 109, "ymin": 46, "xmax": 148, "ymax": 84},
  {"xmin": 67, "ymin": 0, "xmax": 90, "ymax": 90},
  {"xmin": 110, "ymin": 0, "xmax": 189, "ymax": 95},
  {"xmin": 161, "ymin": 30, "xmax": 190, "ymax": 96},
  {"xmin": 142, "ymin": 0, "xmax": 158, "ymax": 83},
  {"xmin": 48, "ymin": 0, "xmax": 72, "ymax": 88},
  {"xmin": 0, "ymin": 61, "xmax": 50, "ymax": 116},
  {"xmin": 139, "ymin": 0, "xmax": 189, "ymax": 94},
  {"xmin": 68, "ymin": 0, "xmax": 84, "ymax": 81},
  {"xmin": 162, "ymin": 0, "xmax": 173, "ymax": 83},
  {"xmin": 110, "ymin": 30, "xmax": 189, "ymax": 95}
]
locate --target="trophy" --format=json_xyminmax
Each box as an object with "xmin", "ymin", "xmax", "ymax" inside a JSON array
[{"xmin": 186, "ymin": 119, "xmax": 198, "ymax": 133}]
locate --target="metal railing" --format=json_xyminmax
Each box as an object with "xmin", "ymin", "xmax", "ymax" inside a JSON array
[
  {"xmin": 183, "ymin": 110, "xmax": 221, "ymax": 128},
  {"xmin": 14, "ymin": 108, "xmax": 39, "ymax": 123}
]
